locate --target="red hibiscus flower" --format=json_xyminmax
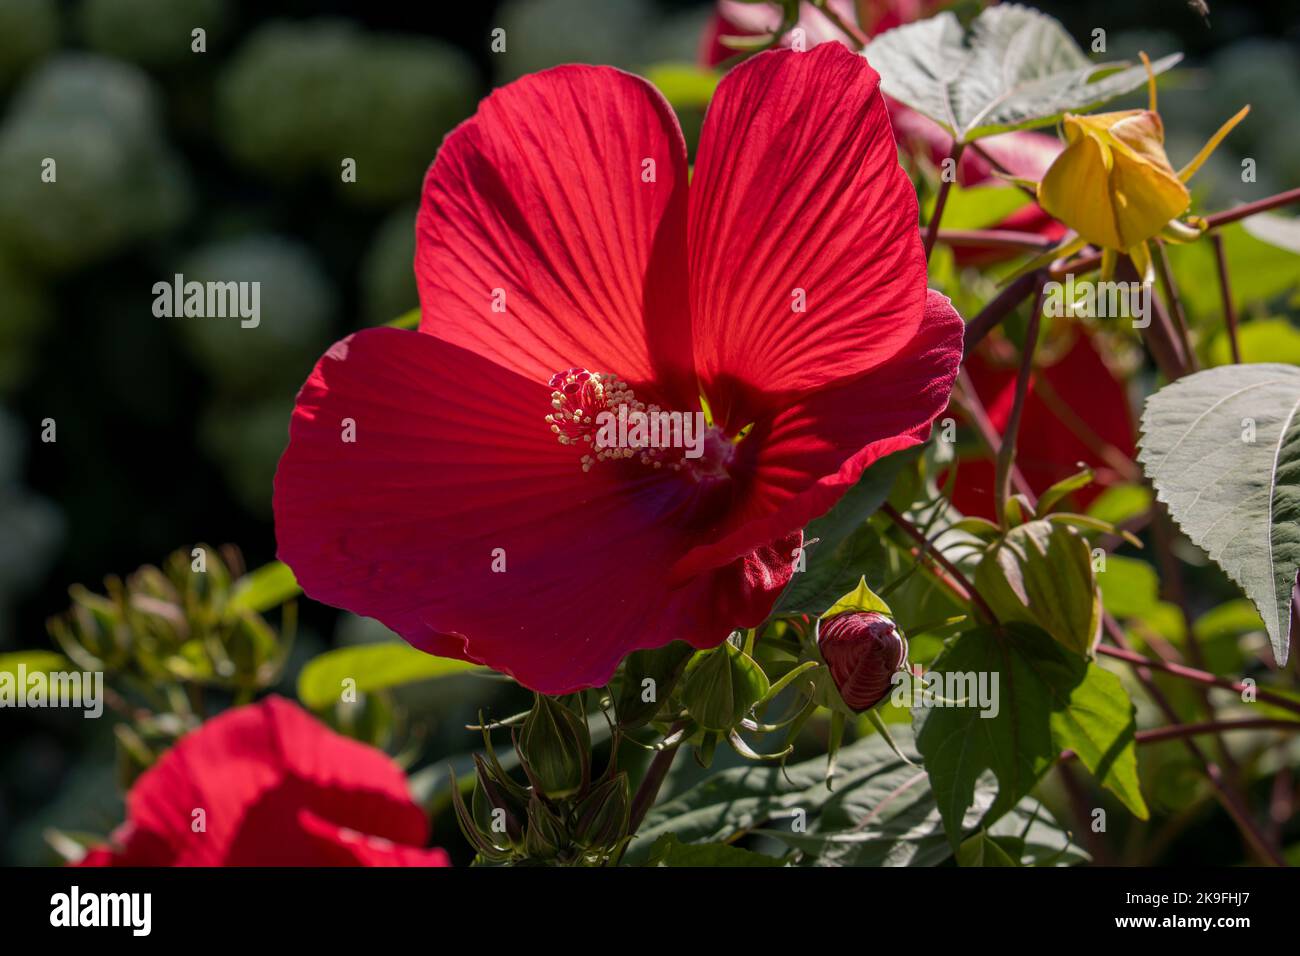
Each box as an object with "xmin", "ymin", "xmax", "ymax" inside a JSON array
[
  {"xmin": 273, "ymin": 44, "xmax": 963, "ymax": 694},
  {"xmin": 76, "ymin": 696, "xmax": 450, "ymax": 867},
  {"xmin": 946, "ymin": 329, "xmax": 1137, "ymax": 520}
]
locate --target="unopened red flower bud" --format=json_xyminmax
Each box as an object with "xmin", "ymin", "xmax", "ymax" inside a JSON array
[{"xmin": 817, "ymin": 612, "xmax": 907, "ymax": 713}]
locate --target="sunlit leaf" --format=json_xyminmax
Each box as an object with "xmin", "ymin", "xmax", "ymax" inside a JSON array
[
  {"xmin": 864, "ymin": 5, "xmax": 1180, "ymax": 142},
  {"xmin": 297, "ymin": 642, "xmax": 480, "ymax": 710},
  {"xmin": 228, "ymin": 560, "xmax": 300, "ymax": 613},
  {"xmin": 1139, "ymin": 363, "xmax": 1300, "ymax": 664}
]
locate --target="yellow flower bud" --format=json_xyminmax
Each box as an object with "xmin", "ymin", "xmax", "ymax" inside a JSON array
[
  {"xmin": 1024, "ymin": 52, "xmax": 1249, "ymax": 280},
  {"xmin": 1038, "ymin": 107, "xmax": 1189, "ymax": 252}
]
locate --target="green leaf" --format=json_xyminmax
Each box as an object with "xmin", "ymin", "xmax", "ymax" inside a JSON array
[
  {"xmin": 1169, "ymin": 223, "xmax": 1300, "ymax": 324},
  {"xmin": 1207, "ymin": 319, "xmax": 1300, "ymax": 368},
  {"xmin": 645, "ymin": 834, "xmax": 785, "ymax": 867},
  {"xmin": 924, "ymin": 184, "xmax": 1030, "ymax": 229},
  {"xmin": 0, "ymin": 650, "xmax": 72, "ymax": 678},
  {"xmin": 821, "ymin": 576, "xmax": 892, "ymax": 620},
  {"xmin": 1050, "ymin": 662, "xmax": 1148, "ymax": 819},
  {"xmin": 297, "ymin": 642, "xmax": 479, "ymax": 710},
  {"xmin": 1138, "ymin": 363, "xmax": 1300, "ymax": 664},
  {"xmin": 974, "ymin": 519, "xmax": 1101, "ymax": 656},
  {"xmin": 1086, "ymin": 484, "xmax": 1152, "ymax": 525},
  {"xmin": 1097, "ymin": 554, "xmax": 1161, "ymax": 619},
  {"xmin": 864, "ymin": 5, "xmax": 1181, "ymax": 142},
  {"xmin": 627, "ymin": 726, "xmax": 1085, "ymax": 867},
  {"xmin": 1035, "ymin": 468, "xmax": 1094, "ymax": 518},
  {"xmin": 957, "ymin": 830, "xmax": 1022, "ymax": 867},
  {"xmin": 915, "ymin": 624, "xmax": 1145, "ymax": 844},
  {"xmin": 1242, "ymin": 212, "xmax": 1300, "ymax": 256},
  {"xmin": 228, "ymin": 561, "xmax": 300, "ymax": 613},
  {"xmin": 644, "ymin": 63, "xmax": 720, "ymax": 111},
  {"xmin": 385, "ymin": 308, "xmax": 420, "ymax": 329},
  {"xmin": 776, "ymin": 446, "xmax": 919, "ymax": 615}
]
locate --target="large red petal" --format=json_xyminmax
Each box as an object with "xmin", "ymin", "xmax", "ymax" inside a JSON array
[
  {"xmin": 296, "ymin": 810, "xmax": 452, "ymax": 867},
  {"xmin": 112, "ymin": 697, "xmax": 431, "ymax": 865},
  {"xmin": 274, "ymin": 327, "xmax": 792, "ymax": 693},
  {"xmin": 415, "ymin": 65, "xmax": 694, "ymax": 407},
  {"xmin": 688, "ymin": 43, "xmax": 926, "ymax": 426},
  {"xmin": 674, "ymin": 290, "xmax": 963, "ymax": 579}
]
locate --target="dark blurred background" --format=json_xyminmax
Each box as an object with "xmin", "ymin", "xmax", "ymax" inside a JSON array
[{"xmin": 1, "ymin": 0, "xmax": 1297, "ymax": 865}]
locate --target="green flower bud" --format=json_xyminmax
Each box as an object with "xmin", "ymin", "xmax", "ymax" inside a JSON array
[
  {"xmin": 523, "ymin": 793, "xmax": 568, "ymax": 861},
  {"xmin": 518, "ymin": 694, "xmax": 590, "ymax": 800},
  {"xmin": 613, "ymin": 641, "xmax": 693, "ymax": 729},
  {"xmin": 974, "ymin": 519, "xmax": 1101, "ymax": 657},
  {"xmin": 681, "ymin": 642, "xmax": 770, "ymax": 733},
  {"xmin": 572, "ymin": 772, "xmax": 630, "ymax": 851}
]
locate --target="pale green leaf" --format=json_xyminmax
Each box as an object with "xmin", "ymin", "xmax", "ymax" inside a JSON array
[
  {"xmin": 864, "ymin": 4, "xmax": 1180, "ymax": 142},
  {"xmin": 229, "ymin": 560, "xmax": 300, "ymax": 613},
  {"xmin": 297, "ymin": 642, "xmax": 479, "ymax": 710},
  {"xmin": 644, "ymin": 63, "xmax": 720, "ymax": 111},
  {"xmin": 1242, "ymin": 212, "xmax": 1300, "ymax": 256},
  {"xmin": 0, "ymin": 650, "xmax": 72, "ymax": 677},
  {"xmin": 1138, "ymin": 363, "xmax": 1300, "ymax": 664},
  {"xmin": 821, "ymin": 576, "xmax": 892, "ymax": 620}
]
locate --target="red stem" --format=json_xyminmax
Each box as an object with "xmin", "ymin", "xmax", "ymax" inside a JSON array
[
  {"xmin": 1096, "ymin": 645, "xmax": 1300, "ymax": 719},
  {"xmin": 924, "ymin": 142, "xmax": 965, "ymax": 260},
  {"xmin": 1059, "ymin": 718, "xmax": 1300, "ymax": 759},
  {"xmin": 1211, "ymin": 232, "xmax": 1242, "ymax": 364}
]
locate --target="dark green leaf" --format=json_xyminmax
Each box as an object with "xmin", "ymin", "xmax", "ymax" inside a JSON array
[
  {"xmin": 915, "ymin": 624, "xmax": 1145, "ymax": 844},
  {"xmin": 645, "ymin": 834, "xmax": 785, "ymax": 867}
]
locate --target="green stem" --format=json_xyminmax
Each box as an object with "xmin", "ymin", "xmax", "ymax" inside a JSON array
[
  {"xmin": 815, "ymin": 0, "xmax": 867, "ymax": 49},
  {"xmin": 994, "ymin": 288, "xmax": 1042, "ymax": 524}
]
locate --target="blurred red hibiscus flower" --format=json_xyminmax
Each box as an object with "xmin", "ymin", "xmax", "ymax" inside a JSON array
[
  {"xmin": 945, "ymin": 329, "xmax": 1138, "ymax": 520},
  {"xmin": 701, "ymin": 0, "xmax": 1065, "ymax": 263},
  {"xmin": 76, "ymin": 696, "xmax": 450, "ymax": 867},
  {"xmin": 273, "ymin": 44, "xmax": 963, "ymax": 694}
]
